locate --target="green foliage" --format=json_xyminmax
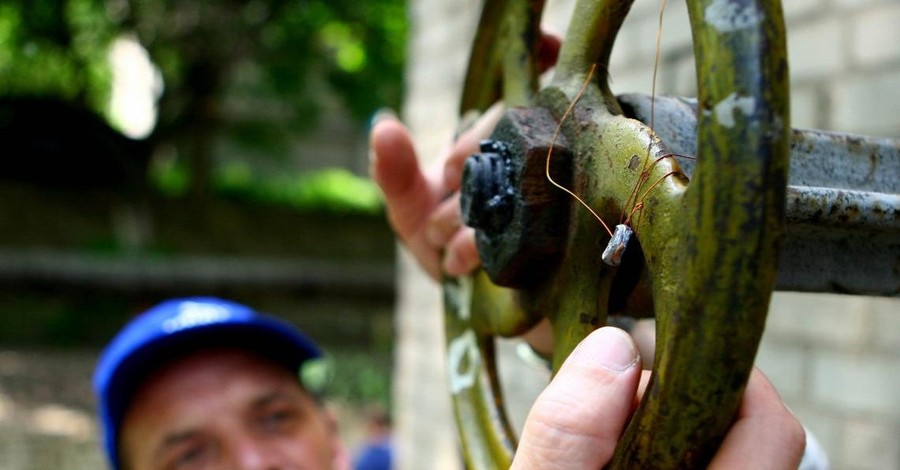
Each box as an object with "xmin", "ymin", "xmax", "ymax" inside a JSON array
[
  {"xmin": 216, "ymin": 166, "xmax": 385, "ymax": 214},
  {"xmin": 151, "ymin": 158, "xmax": 384, "ymax": 214},
  {"xmin": 0, "ymin": 293, "xmax": 134, "ymax": 346},
  {"xmin": 314, "ymin": 1, "xmax": 409, "ymax": 121},
  {"xmin": 125, "ymin": 0, "xmax": 408, "ymax": 134},
  {"xmin": 265, "ymin": 169, "xmax": 384, "ymax": 214},
  {"xmin": 316, "ymin": 350, "xmax": 393, "ymax": 408},
  {"xmin": 0, "ymin": 0, "xmax": 115, "ymax": 113},
  {"xmin": 0, "ymin": 0, "xmax": 408, "ymax": 191},
  {"xmin": 148, "ymin": 152, "xmax": 191, "ymax": 197}
]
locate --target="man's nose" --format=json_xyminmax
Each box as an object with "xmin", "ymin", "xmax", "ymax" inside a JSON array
[{"xmin": 233, "ymin": 436, "xmax": 288, "ymax": 470}]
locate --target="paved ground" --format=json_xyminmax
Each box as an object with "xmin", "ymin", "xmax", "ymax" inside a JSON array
[{"xmin": 0, "ymin": 348, "xmax": 104, "ymax": 470}]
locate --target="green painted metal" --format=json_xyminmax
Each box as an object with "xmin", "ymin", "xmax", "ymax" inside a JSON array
[
  {"xmin": 444, "ymin": 0, "xmax": 790, "ymax": 468},
  {"xmin": 609, "ymin": 0, "xmax": 790, "ymax": 466},
  {"xmin": 446, "ymin": 1, "xmax": 547, "ymax": 467},
  {"xmin": 459, "ymin": 0, "xmax": 546, "ymax": 113},
  {"xmin": 443, "ymin": 273, "xmax": 519, "ymax": 469}
]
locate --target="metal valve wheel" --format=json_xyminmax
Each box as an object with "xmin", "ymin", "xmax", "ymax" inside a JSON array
[{"xmin": 442, "ymin": 0, "xmax": 790, "ymax": 468}]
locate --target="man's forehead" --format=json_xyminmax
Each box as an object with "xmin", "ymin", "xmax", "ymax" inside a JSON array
[
  {"xmin": 143, "ymin": 348, "xmax": 301, "ymax": 393},
  {"xmin": 121, "ymin": 350, "xmax": 313, "ymax": 459}
]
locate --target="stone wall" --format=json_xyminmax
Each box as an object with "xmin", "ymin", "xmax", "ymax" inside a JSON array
[{"xmin": 396, "ymin": 0, "xmax": 899, "ymax": 469}]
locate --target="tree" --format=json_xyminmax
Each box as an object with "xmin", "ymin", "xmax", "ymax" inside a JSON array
[{"xmin": 0, "ymin": 0, "xmax": 407, "ymax": 198}]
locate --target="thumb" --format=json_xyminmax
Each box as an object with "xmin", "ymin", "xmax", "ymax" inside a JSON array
[{"xmin": 512, "ymin": 327, "xmax": 642, "ymax": 470}]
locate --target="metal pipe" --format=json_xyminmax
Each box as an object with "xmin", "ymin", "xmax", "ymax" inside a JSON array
[{"xmin": 619, "ymin": 93, "xmax": 899, "ymax": 296}]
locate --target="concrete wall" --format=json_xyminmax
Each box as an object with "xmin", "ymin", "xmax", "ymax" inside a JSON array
[
  {"xmin": 396, "ymin": 0, "xmax": 899, "ymax": 469},
  {"xmin": 392, "ymin": 1, "xmax": 482, "ymax": 467}
]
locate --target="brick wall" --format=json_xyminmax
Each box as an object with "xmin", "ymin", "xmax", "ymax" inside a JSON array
[{"xmin": 397, "ymin": 0, "xmax": 899, "ymax": 468}]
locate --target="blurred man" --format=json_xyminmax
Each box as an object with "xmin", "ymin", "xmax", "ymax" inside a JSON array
[
  {"xmin": 94, "ymin": 297, "xmax": 350, "ymax": 470},
  {"xmin": 95, "ymin": 294, "xmax": 807, "ymax": 470},
  {"xmin": 353, "ymin": 405, "xmax": 393, "ymax": 470},
  {"xmin": 92, "ymin": 99, "xmax": 808, "ymax": 468}
]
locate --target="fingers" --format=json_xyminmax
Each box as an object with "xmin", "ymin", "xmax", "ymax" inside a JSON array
[
  {"xmin": 372, "ymin": 32, "xmax": 563, "ymax": 281},
  {"xmin": 442, "ymin": 226, "xmax": 479, "ymax": 276},
  {"xmin": 370, "ymin": 117, "xmax": 441, "ymax": 237},
  {"xmin": 369, "ymin": 117, "xmax": 443, "ymax": 278},
  {"xmin": 514, "ymin": 340, "xmax": 803, "ymax": 470},
  {"xmin": 371, "ymin": 108, "xmax": 498, "ymax": 280},
  {"xmin": 538, "ymin": 33, "xmax": 562, "ymax": 73},
  {"xmin": 443, "ymin": 103, "xmax": 506, "ymax": 192},
  {"xmin": 522, "ymin": 319, "xmax": 554, "ymax": 358},
  {"xmin": 436, "ymin": 104, "xmax": 504, "ymax": 275},
  {"xmin": 630, "ymin": 319, "xmax": 656, "ymax": 369},
  {"xmin": 425, "ymin": 194, "xmax": 463, "ymax": 250},
  {"xmin": 512, "ymin": 327, "xmax": 642, "ymax": 470},
  {"xmin": 709, "ymin": 368, "xmax": 806, "ymax": 470},
  {"xmin": 424, "ymin": 194, "xmax": 479, "ymax": 276}
]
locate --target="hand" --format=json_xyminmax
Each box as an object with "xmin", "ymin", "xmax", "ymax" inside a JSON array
[
  {"xmin": 369, "ymin": 106, "xmax": 503, "ymax": 280},
  {"xmin": 369, "ymin": 33, "xmax": 560, "ymax": 280},
  {"xmin": 513, "ymin": 327, "xmax": 806, "ymax": 469}
]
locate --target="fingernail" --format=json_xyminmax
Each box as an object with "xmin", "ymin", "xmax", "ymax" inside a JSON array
[
  {"xmin": 371, "ymin": 108, "xmax": 397, "ymax": 127},
  {"xmin": 574, "ymin": 327, "xmax": 638, "ymax": 373}
]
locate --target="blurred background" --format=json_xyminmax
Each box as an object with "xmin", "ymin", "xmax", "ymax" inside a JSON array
[
  {"xmin": 0, "ymin": 0, "xmax": 404, "ymax": 467},
  {"xmin": 0, "ymin": 0, "xmax": 898, "ymax": 469}
]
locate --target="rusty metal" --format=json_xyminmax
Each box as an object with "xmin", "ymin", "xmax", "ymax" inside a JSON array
[
  {"xmin": 459, "ymin": 0, "xmax": 547, "ymax": 113},
  {"xmin": 447, "ymin": 0, "xmax": 795, "ymax": 468},
  {"xmin": 460, "ymin": 108, "xmax": 573, "ymax": 288},
  {"xmin": 619, "ymin": 93, "xmax": 900, "ymax": 296},
  {"xmin": 602, "ymin": 223, "xmax": 634, "ymax": 266},
  {"xmin": 460, "ymin": 140, "xmax": 517, "ymax": 233},
  {"xmin": 783, "ymin": 187, "xmax": 899, "ymax": 295},
  {"xmin": 619, "ymin": 93, "xmax": 900, "ymax": 193}
]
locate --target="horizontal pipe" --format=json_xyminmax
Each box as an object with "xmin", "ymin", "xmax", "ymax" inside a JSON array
[{"xmin": 619, "ymin": 93, "xmax": 899, "ymax": 297}]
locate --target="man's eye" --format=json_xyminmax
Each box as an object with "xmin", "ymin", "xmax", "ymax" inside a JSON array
[
  {"xmin": 261, "ymin": 409, "xmax": 299, "ymax": 432},
  {"xmin": 168, "ymin": 445, "xmax": 210, "ymax": 469}
]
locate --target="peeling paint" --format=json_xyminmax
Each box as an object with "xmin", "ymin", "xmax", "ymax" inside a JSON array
[
  {"xmin": 772, "ymin": 115, "xmax": 784, "ymax": 133},
  {"xmin": 447, "ymin": 329, "xmax": 479, "ymax": 394},
  {"xmin": 704, "ymin": 0, "xmax": 763, "ymax": 33},
  {"xmin": 444, "ymin": 275, "xmax": 473, "ymax": 320},
  {"xmin": 714, "ymin": 92, "xmax": 755, "ymax": 128}
]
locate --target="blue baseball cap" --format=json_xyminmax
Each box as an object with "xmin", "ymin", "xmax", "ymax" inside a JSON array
[{"xmin": 92, "ymin": 297, "xmax": 323, "ymax": 469}]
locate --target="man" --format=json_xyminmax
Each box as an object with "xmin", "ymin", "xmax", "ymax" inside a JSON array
[
  {"xmin": 94, "ymin": 295, "xmax": 806, "ymax": 470},
  {"xmin": 93, "ymin": 297, "xmax": 350, "ymax": 470},
  {"xmin": 353, "ymin": 405, "xmax": 393, "ymax": 470},
  {"xmin": 92, "ymin": 113, "xmax": 807, "ymax": 469}
]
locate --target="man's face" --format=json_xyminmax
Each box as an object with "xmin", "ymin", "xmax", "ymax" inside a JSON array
[{"xmin": 119, "ymin": 349, "xmax": 347, "ymax": 470}]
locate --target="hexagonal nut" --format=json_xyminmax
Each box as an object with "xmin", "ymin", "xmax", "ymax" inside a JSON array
[{"xmin": 468, "ymin": 106, "xmax": 574, "ymax": 288}]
